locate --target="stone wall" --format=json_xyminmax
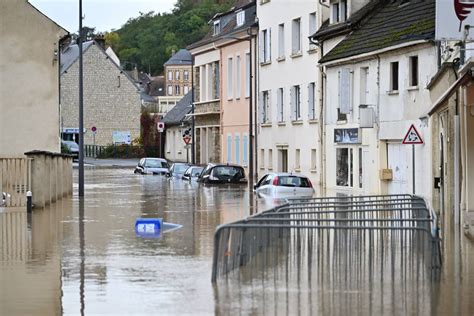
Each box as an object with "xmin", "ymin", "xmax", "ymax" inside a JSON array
[{"xmin": 60, "ymin": 43, "xmax": 141, "ymax": 146}]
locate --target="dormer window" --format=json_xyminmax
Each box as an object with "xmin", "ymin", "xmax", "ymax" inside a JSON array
[
  {"xmin": 213, "ymin": 20, "xmax": 221, "ymax": 36},
  {"xmin": 331, "ymin": 0, "xmax": 347, "ymax": 24},
  {"xmin": 236, "ymin": 10, "xmax": 245, "ymax": 27}
]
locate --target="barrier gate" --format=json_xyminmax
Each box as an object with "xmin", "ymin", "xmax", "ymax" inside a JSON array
[{"xmin": 211, "ymin": 194, "xmax": 441, "ymax": 283}]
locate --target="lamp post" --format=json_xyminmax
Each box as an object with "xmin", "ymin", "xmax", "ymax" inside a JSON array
[
  {"xmin": 222, "ymin": 29, "xmax": 256, "ymax": 191},
  {"xmin": 78, "ymin": 0, "xmax": 84, "ymax": 197}
]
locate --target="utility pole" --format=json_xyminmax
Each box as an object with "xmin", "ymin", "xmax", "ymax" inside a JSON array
[{"xmin": 78, "ymin": 0, "xmax": 84, "ymax": 197}]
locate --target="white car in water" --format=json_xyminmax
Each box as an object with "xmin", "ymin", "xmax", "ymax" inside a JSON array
[
  {"xmin": 254, "ymin": 173, "xmax": 315, "ymax": 199},
  {"xmin": 134, "ymin": 158, "xmax": 169, "ymax": 175}
]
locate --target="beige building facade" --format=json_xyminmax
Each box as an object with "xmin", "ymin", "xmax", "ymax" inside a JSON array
[
  {"xmin": 60, "ymin": 41, "xmax": 141, "ymax": 146},
  {"xmin": 0, "ymin": 0, "xmax": 68, "ymax": 157}
]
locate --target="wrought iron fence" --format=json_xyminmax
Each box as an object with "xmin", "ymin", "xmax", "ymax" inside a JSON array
[{"xmin": 211, "ymin": 194, "xmax": 441, "ymax": 283}]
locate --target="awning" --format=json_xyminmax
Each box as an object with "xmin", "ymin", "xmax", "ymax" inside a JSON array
[{"xmin": 427, "ymin": 70, "xmax": 472, "ymax": 116}]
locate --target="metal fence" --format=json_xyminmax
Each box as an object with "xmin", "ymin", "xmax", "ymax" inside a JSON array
[{"xmin": 211, "ymin": 194, "xmax": 441, "ymax": 283}]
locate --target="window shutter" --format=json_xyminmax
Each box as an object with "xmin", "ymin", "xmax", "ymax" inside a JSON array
[
  {"xmin": 339, "ymin": 68, "xmax": 351, "ymax": 114},
  {"xmin": 277, "ymin": 89, "xmax": 282, "ymax": 122},
  {"xmin": 243, "ymin": 135, "xmax": 248, "ymax": 166},
  {"xmin": 258, "ymin": 92, "xmax": 264, "ymax": 123},
  {"xmin": 267, "ymin": 89, "xmax": 272, "ymax": 123},
  {"xmin": 297, "ymin": 85, "xmax": 301, "ymax": 119},
  {"xmin": 290, "ymin": 86, "xmax": 295, "ymax": 121},
  {"xmin": 308, "ymin": 83, "xmax": 315, "ymax": 119},
  {"xmin": 268, "ymin": 28, "xmax": 272, "ymax": 61},
  {"xmin": 227, "ymin": 135, "xmax": 232, "ymax": 163},
  {"xmin": 259, "ymin": 31, "xmax": 264, "ymax": 63}
]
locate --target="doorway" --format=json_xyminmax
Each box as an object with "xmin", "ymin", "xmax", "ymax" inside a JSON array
[{"xmin": 278, "ymin": 149, "xmax": 288, "ymax": 173}]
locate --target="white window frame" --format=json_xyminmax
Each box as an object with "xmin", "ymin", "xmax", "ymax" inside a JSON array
[
  {"xmin": 175, "ymin": 85, "xmax": 180, "ymax": 95},
  {"xmin": 175, "ymin": 70, "xmax": 180, "ymax": 81},
  {"xmin": 213, "ymin": 20, "xmax": 221, "ymax": 36},
  {"xmin": 409, "ymin": 55, "xmax": 419, "ymax": 87},
  {"xmin": 336, "ymin": 147, "xmax": 354, "ymax": 187},
  {"xmin": 184, "ymin": 85, "xmax": 189, "ymax": 95},
  {"xmin": 309, "ymin": 12, "xmax": 317, "ymax": 50},
  {"xmin": 261, "ymin": 29, "xmax": 271, "ymax": 63},
  {"xmin": 236, "ymin": 55, "xmax": 241, "ymax": 99},
  {"xmin": 308, "ymin": 82, "xmax": 316, "ymax": 120},
  {"xmin": 292, "ymin": 18, "xmax": 301, "ymax": 55},
  {"xmin": 227, "ymin": 57, "xmax": 233, "ymax": 100},
  {"xmin": 236, "ymin": 10, "xmax": 245, "ymax": 27},
  {"xmin": 277, "ymin": 87, "xmax": 284, "ymax": 122},
  {"xmin": 278, "ymin": 23, "xmax": 285, "ymax": 59},
  {"xmin": 168, "ymin": 85, "xmax": 173, "ymax": 96},
  {"xmin": 168, "ymin": 70, "xmax": 173, "ymax": 81},
  {"xmin": 263, "ymin": 90, "xmax": 270, "ymax": 123},
  {"xmin": 390, "ymin": 61, "xmax": 399, "ymax": 92},
  {"xmin": 291, "ymin": 85, "xmax": 301, "ymax": 121},
  {"xmin": 184, "ymin": 70, "xmax": 189, "ymax": 81}
]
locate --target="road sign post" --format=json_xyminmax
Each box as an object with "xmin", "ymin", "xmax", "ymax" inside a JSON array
[{"xmin": 402, "ymin": 124, "xmax": 424, "ymax": 195}]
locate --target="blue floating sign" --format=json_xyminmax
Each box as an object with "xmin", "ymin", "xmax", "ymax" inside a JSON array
[{"xmin": 135, "ymin": 218, "xmax": 162, "ymax": 237}]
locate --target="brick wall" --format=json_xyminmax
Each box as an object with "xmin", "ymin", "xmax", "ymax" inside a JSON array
[{"xmin": 60, "ymin": 43, "xmax": 141, "ymax": 146}]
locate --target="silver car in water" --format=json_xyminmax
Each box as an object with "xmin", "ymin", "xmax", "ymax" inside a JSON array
[{"xmin": 254, "ymin": 173, "xmax": 315, "ymax": 198}]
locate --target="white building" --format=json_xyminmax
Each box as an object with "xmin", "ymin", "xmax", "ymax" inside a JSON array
[
  {"xmin": 313, "ymin": 0, "xmax": 438, "ymax": 198},
  {"xmin": 256, "ymin": 0, "xmax": 325, "ymax": 186}
]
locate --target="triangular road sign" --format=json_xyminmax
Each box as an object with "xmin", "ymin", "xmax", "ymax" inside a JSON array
[{"xmin": 402, "ymin": 124, "xmax": 423, "ymax": 144}]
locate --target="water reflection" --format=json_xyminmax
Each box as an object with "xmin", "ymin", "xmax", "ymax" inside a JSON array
[{"xmin": 1, "ymin": 169, "xmax": 473, "ymax": 315}]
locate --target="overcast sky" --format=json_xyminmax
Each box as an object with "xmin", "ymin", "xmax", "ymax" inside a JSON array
[{"xmin": 29, "ymin": 0, "xmax": 176, "ymax": 33}]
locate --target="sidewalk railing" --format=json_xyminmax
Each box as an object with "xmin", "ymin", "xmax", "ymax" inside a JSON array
[{"xmin": 84, "ymin": 144, "xmax": 161, "ymax": 159}]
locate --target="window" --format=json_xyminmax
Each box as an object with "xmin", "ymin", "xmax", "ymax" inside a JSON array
[
  {"xmin": 278, "ymin": 23, "xmax": 285, "ymax": 59},
  {"xmin": 309, "ymin": 12, "xmax": 317, "ymax": 50},
  {"xmin": 235, "ymin": 134, "xmax": 240, "ymax": 164},
  {"xmin": 227, "ymin": 57, "xmax": 233, "ymax": 99},
  {"xmin": 390, "ymin": 61, "xmax": 399, "ymax": 91},
  {"xmin": 339, "ymin": 68, "xmax": 352, "ymax": 114},
  {"xmin": 175, "ymin": 85, "xmax": 180, "ymax": 95},
  {"xmin": 268, "ymin": 149, "xmax": 273, "ymax": 169},
  {"xmin": 200, "ymin": 65, "xmax": 206, "ymax": 101},
  {"xmin": 336, "ymin": 148, "xmax": 353, "ymax": 187},
  {"xmin": 168, "ymin": 85, "xmax": 173, "ymax": 96},
  {"xmin": 245, "ymin": 53, "xmax": 251, "ymax": 97},
  {"xmin": 213, "ymin": 20, "xmax": 221, "ymax": 36},
  {"xmin": 227, "ymin": 135, "xmax": 232, "ymax": 162},
  {"xmin": 260, "ymin": 149, "xmax": 265, "ymax": 169},
  {"xmin": 277, "ymin": 87, "xmax": 284, "ymax": 122},
  {"xmin": 236, "ymin": 10, "xmax": 245, "ymax": 27},
  {"xmin": 261, "ymin": 90, "xmax": 271, "ymax": 123},
  {"xmin": 331, "ymin": 0, "xmax": 347, "ymax": 23},
  {"xmin": 311, "ymin": 149, "xmax": 317, "ymax": 170},
  {"xmin": 292, "ymin": 18, "xmax": 301, "ymax": 55},
  {"xmin": 243, "ymin": 134, "xmax": 248, "ymax": 166},
  {"xmin": 168, "ymin": 70, "xmax": 173, "ymax": 81},
  {"xmin": 184, "ymin": 85, "xmax": 189, "ymax": 95},
  {"xmin": 409, "ymin": 56, "xmax": 418, "ymax": 87},
  {"xmin": 291, "ymin": 85, "xmax": 301, "ymax": 121},
  {"xmin": 360, "ymin": 67, "xmax": 369, "ymax": 105},
  {"xmin": 295, "ymin": 149, "xmax": 301, "ymax": 170},
  {"xmin": 236, "ymin": 55, "xmax": 241, "ymax": 98},
  {"xmin": 308, "ymin": 82, "xmax": 316, "ymax": 120},
  {"xmin": 215, "ymin": 61, "xmax": 220, "ymax": 99},
  {"xmin": 175, "ymin": 70, "xmax": 180, "ymax": 80},
  {"xmin": 260, "ymin": 29, "xmax": 271, "ymax": 63},
  {"xmin": 184, "ymin": 70, "xmax": 189, "ymax": 81}
]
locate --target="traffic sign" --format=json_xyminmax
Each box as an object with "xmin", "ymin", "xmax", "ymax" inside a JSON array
[
  {"xmin": 157, "ymin": 122, "xmax": 165, "ymax": 133},
  {"xmin": 402, "ymin": 124, "xmax": 423, "ymax": 145},
  {"xmin": 91, "ymin": 126, "xmax": 97, "ymax": 133},
  {"xmin": 183, "ymin": 135, "xmax": 191, "ymax": 145}
]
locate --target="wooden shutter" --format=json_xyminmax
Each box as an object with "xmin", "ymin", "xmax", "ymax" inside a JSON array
[
  {"xmin": 290, "ymin": 86, "xmax": 295, "ymax": 121},
  {"xmin": 259, "ymin": 31, "xmax": 264, "ymax": 63},
  {"xmin": 308, "ymin": 83, "xmax": 315, "ymax": 119}
]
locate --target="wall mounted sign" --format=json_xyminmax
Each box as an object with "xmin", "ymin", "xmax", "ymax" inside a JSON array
[{"xmin": 334, "ymin": 128, "xmax": 360, "ymax": 144}]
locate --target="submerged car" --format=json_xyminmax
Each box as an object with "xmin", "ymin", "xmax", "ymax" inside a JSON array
[
  {"xmin": 134, "ymin": 158, "xmax": 169, "ymax": 175},
  {"xmin": 197, "ymin": 163, "xmax": 247, "ymax": 184},
  {"xmin": 182, "ymin": 166, "xmax": 204, "ymax": 181},
  {"xmin": 167, "ymin": 162, "xmax": 191, "ymax": 178},
  {"xmin": 254, "ymin": 173, "xmax": 315, "ymax": 198},
  {"xmin": 61, "ymin": 140, "xmax": 79, "ymax": 159}
]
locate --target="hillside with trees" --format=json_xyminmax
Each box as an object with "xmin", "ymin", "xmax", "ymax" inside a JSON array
[{"xmin": 105, "ymin": 0, "xmax": 233, "ymax": 76}]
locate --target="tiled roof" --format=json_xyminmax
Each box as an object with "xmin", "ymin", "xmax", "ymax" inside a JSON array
[
  {"xmin": 60, "ymin": 41, "xmax": 94, "ymax": 74},
  {"xmin": 164, "ymin": 49, "xmax": 192, "ymax": 66},
  {"xmin": 162, "ymin": 91, "xmax": 193, "ymax": 125},
  {"xmin": 320, "ymin": 0, "xmax": 435, "ymax": 63}
]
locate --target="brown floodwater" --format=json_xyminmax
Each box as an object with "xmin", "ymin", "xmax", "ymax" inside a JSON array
[{"xmin": 0, "ymin": 168, "xmax": 473, "ymax": 315}]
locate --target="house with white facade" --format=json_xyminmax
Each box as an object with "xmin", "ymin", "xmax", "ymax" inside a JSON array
[
  {"xmin": 256, "ymin": 0, "xmax": 325, "ymax": 186},
  {"xmin": 313, "ymin": 0, "xmax": 437, "ymax": 198}
]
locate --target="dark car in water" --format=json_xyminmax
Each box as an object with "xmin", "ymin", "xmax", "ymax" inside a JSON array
[{"xmin": 197, "ymin": 163, "xmax": 247, "ymax": 184}]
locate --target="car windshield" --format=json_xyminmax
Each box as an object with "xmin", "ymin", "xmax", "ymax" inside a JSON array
[
  {"xmin": 276, "ymin": 176, "xmax": 311, "ymax": 187},
  {"xmin": 145, "ymin": 159, "xmax": 167, "ymax": 168},
  {"xmin": 64, "ymin": 141, "xmax": 78, "ymax": 150},
  {"xmin": 174, "ymin": 164, "xmax": 189, "ymax": 173},
  {"xmin": 213, "ymin": 166, "xmax": 244, "ymax": 178},
  {"xmin": 191, "ymin": 167, "xmax": 203, "ymax": 177}
]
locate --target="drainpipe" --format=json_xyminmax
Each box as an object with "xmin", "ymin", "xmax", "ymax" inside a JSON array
[
  {"xmin": 376, "ymin": 54, "xmax": 382, "ymax": 193},
  {"xmin": 452, "ymin": 62, "xmax": 461, "ymax": 228},
  {"xmin": 191, "ymin": 55, "xmax": 195, "ymax": 164}
]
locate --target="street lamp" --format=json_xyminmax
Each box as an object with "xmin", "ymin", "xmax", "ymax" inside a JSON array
[{"xmin": 222, "ymin": 28, "xmax": 257, "ymax": 191}]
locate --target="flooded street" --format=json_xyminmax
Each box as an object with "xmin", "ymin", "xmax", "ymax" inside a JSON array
[{"xmin": 1, "ymin": 168, "xmax": 473, "ymax": 315}]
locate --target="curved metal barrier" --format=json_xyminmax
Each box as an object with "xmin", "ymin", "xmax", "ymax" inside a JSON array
[{"xmin": 211, "ymin": 194, "xmax": 441, "ymax": 283}]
